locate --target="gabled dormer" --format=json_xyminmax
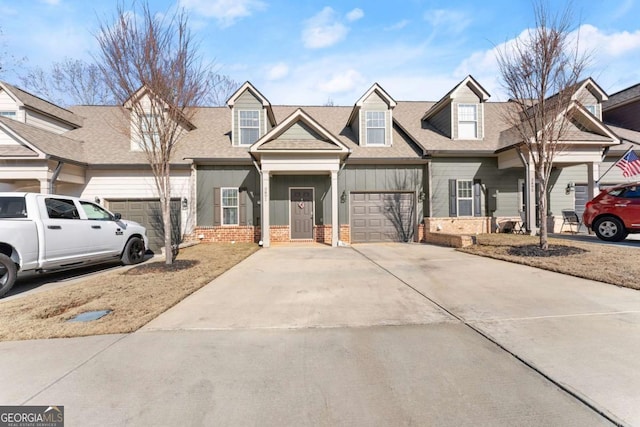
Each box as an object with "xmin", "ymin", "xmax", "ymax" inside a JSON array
[
  {"xmin": 346, "ymin": 83, "xmax": 396, "ymax": 147},
  {"xmin": 226, "ymin": 82, "xmax": 276, "ymax": 147},
  {"xmin": 124, "ymin": 85, "xmax": 196, "ymax": 152},
  {"xmin": 0, "ymin": 81, "xmax": 83, "ymax": 134},
  {"xmin": 570, "ymin": 78, "xmax": 607, "ymax": 120},
  {"xmin": 422, "ymin": 75, "xmax": 490, "ymax": 140}
]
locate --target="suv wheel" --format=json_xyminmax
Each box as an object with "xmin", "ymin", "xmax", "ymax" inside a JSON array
[{"xmin": 593, "ymin": 216, "xmax": 628, "ymax": 242}]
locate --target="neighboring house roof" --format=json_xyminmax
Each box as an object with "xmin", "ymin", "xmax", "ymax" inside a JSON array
[
  {"xmin": 0, "ymin": 81, "xmax": 84, "ymax": 128},
  {"xmin": 603, "ymin": 83, "xmax": 640, "ymax": 111},
  {"xmin": 0, "ymin": 115, "xmax": 86, "ymax": 163}
]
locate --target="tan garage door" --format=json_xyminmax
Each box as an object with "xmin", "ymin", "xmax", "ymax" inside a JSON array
[
  {"xmin": 107, "ymin": 199, "xmax": 181, "ymax": 253},
  {"xmin": 350, "ymin": 192, "xmax": 415, "ymax": 243}
]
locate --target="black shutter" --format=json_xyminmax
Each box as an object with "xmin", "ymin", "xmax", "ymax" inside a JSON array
[
  {"xmin": 449, "ymin": 179, "xmax": 457, "ymax": 217},
  {"xmin": 239, "ymin": 190, "xmax": 247, "ymax": 225},
  {"xmin": 213, "ymin": 187, "xmax": 221, "ymax": 226},
  {"xmin": 473, "ymin": 179, "xmax": 482, "ymax": 217}
]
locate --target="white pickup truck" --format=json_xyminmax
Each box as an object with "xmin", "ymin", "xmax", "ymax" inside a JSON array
[{"xmin": 0, "ymin": 192, "xmax": 148, "ymax": 297}]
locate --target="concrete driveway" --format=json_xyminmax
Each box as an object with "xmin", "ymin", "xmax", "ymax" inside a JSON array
[{"xmin": 2, "ymin": 243, "xmax": 639, "ymax": 426}]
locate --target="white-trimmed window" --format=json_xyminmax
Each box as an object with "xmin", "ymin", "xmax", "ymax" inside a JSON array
[
  {"xmin": 457, "ymin": 180, "xmax": 473, "ymax": 216},
  {"xmin": 139, "ymin": 113, "xmax": 160, "ymax": 150},
  {"xmin": 221, "ymin": 188, "xmax": 239, "ymax": 225},
  {"xmin": 239, "ymin": 110, "xmax": 260, "ymax": 145},
  {"xmin": 0, "ymin": 111, "xmax": 16, "ymax": 118},
  {"xmin": 584, "ymin": 104, "xmax": 597, "ymax": 116},
  {"xmin": 458, "ymin": 104, "xmax": 478, "ymax": 139},
  {"xmin": 365, "ymin": 111, "xmax": 386, "ymax": 145}
]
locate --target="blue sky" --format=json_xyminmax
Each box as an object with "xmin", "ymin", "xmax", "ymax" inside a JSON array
[{"xmin": 1, "ymin": 0, "xmax": 640, "ymax": 105}]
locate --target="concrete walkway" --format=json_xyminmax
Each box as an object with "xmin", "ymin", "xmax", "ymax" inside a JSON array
[{"xmin": 2, "ymin": 243, "xmax": 639, "ymax": 426}]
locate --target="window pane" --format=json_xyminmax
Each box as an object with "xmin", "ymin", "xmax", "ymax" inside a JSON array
[
  {"xmin": 241, "ymin": 128, "xmax": 259, "ymax": 145},
  {"xmin": 240, "ymin": 110, "xmax": 259, "ymax": 126},
  {"xmin": 458, "ymin": 200, "xmax": 473, "ymax": 216},
  {"xmin": 222, "ymin": 188, "xmax": 238, "ymax": 207},
  {"xmin": 458, "ymin": 104, "xmax": 477, "ymax": 120},
  {"xmin": 458, "ymin": 181, "xmax": 472, "ymax": 198},
  {"xmin": 223, "ymin": 207, "xmax": 238, "ymax": 225},
  {"xmin": 367, "ymin": 128, "xmax": 385, "ymax": 145},
  {"xmin": 458, "ymin": 122, "xmax": 477, "ymax": 139}
]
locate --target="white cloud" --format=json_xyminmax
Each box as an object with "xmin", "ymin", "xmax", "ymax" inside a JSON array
[
  {"xmin": 301, "ymin": 7, "xmax": 349, "ymax": 49},
  {"xmin": 385, "ymin": 20, "xmax": 410, "ymax": 31},
  {"xmin": 346, "ymin": 8, "xmax": 364, "ymax": 22},
  {"xmin": 423, "ymin": 9, "xmax": 471, "ymax": 34},
  {"xmin": 266, "ymin": 62, "xmax": 289, "ymax": 81},
  {"xmin": 179, "ymin": 0, "xmax": 266, "ymax": 28},
  {"xmin": 578, "ymin": 24, "xmax": 640, "ymax": 57},
  {"xmin": 318, "ymin": 69, "xmax": 365, "ymax": 93}
]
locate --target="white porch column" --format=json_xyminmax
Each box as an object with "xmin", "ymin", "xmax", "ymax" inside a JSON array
[
  {"xmin": 587, "ymin": 162, "xmax": 600, "ymax": 199},
  {"xmin": 526, "ymin": 160, "xmax": 536, "ymax": 235},
  {"xmin": 331, "ymin": 170, "xmax": 338, "ymax": 247},
  {"xmin": 261, "ymin": 172, "xmax": 270, "ymax": 248},
  {"xmin": 39, "ymin": 179, "xmax": 50, "ymax": 194}
]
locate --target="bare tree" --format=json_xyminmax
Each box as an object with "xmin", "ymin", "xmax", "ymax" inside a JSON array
[
  {"xmin": 0, "ymin": 27, "xmax": 26, "ymax": 77},
  {"xmin": 496, "ymin": 0, "xmax": 589, "ymax": 250},
  {"xmin": 205, "ymin": 72, "xmax": 240, "ymax": 106},
  {"xmin": 96, "ymin": 1, "xmax": 211, "ymax": 264},
  {"xmin": 19, "ymin": 58, "xmax": 116, "ymax": 106}
]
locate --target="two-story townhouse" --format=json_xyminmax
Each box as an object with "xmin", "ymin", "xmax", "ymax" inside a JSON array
[{"xmin": 1, "ymin": 76, "xmax": 639, "ymax": 250}]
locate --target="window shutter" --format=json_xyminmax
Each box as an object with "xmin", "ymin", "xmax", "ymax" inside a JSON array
[
  {"xmin": 473, "ymin": 179, "xmax": 482, "ymax": 217},
  {"xmin": 239, "ymin": 191, "xmax": 247, "ymax": 225},
  {"xmin": 449, "ymin": 179, "xmax": 457, "ymax": 217},
  {"xmin": 213, "ymin": 187, "xmax": 221, "ymax": 226}
]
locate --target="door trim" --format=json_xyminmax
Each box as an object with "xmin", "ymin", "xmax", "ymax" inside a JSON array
[{"xmin": 289, "ymin": 187, "xmax": 314, "ymax": 240}]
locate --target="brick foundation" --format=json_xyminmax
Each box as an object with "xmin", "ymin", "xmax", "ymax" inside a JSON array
[{"xmin": 190, "ymin": 226, "xmax": 261, "ymax": 243}]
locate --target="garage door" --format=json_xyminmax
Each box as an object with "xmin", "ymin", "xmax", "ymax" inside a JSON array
[
  {"xmin": 350, "ymin": 192, "xmax": 415, "ymax": 243},
  {"xmin": 107, "ymin": 199, "xmax": 181, "ymax": 253}
]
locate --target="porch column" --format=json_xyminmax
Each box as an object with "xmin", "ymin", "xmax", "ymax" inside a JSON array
[
  {"xmin": 39, "ymin": 179, "xmax": 50, "ymax": 194},
  {"xmin": 525, "ymin": 160, "xmax": 536, "ymax": 235},
  {"xmin": 587, "ymin": 162, "xmax": 600, "ymax": 199},
  {"xmin": 261, "ymin": 172, "xmax": 270, "ymax": 248},
  {"xmin": 331, "ymin": 170, "xmax": 338, "ymax": 247}
]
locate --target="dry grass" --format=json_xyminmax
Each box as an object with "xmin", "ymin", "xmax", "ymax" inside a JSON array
[
  {"xmin": 0, "ymin": 243, "xmax": 259, "ymax": 342},
  {"xmin": 459, "ymin": 234, "xmax": 639, "ymax": 290}
]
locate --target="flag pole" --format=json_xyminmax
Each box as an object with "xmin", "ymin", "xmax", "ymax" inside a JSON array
[{"xmin": 596, "ymin": 146, "xmax": 634, "ymax": 184}]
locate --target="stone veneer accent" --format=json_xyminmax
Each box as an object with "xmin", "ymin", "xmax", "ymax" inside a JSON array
[{"xmin": 423, "ymin": 217, "xmax": 491, "ymax": 235}]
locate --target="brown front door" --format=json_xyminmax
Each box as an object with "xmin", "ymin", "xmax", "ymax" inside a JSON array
[{"xmin": 290, "ymin": 188, "xmax": 314, "ymax": 239}]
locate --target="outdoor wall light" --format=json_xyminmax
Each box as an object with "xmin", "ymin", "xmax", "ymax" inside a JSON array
[
  {"xmin": 565, "ymin": 182, "xmax": 575, "ymax": 195},
  {"xmin": 182, "ymin": 197, "xmax": 188, "ymax": 209},
  {"xmin": 418, "ymin": 191, "xmax": 426, "ymax": 202},
  {"xmin": 340, "ymin": 190, "xmax": 346, "ymax": 203},
  {"xmin": 94, "ymin": 196, "xmax": 100, "ymax": 204}
]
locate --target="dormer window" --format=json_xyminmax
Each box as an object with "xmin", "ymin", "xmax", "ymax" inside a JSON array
[
  {"xmin": 458, "ymin": 104, "xmax": 478, "ymax": 139},
  {"xmin": 239, "ymin": 110, "xmax": 260, "ymax": 145},
  {"xmin": 585, "ymin": 104, "xmax": 596, "ymax": 116},
  {"xmin": 365, "ymin": 111, "xmax": 386, "ymax": 145},
  {"xmin": 0, "ymin": 111, "xmax": 16, "ymax": 118},
  {"xmin": 139, "ymin": 113, "xmax": 160, "ymax": 150}
]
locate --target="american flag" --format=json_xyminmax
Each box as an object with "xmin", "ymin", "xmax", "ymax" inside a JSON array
[{"xmin": 615, "ymin": 150, "xmax": 640, "ymax": 178}]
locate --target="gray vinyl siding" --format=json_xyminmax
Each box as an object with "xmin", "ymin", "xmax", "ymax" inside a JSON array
[
  {"xmin": 452, "ymin": 85, "xmax": 483, "ymax": 139},
  {"xmin": 426, "ymin": 105, "xmax": 451, "ymax": 137},
  {"xmin": 196, "ymin": 166, "xmax": 259, "ymax": 226},
  {"xmin": 574, "ymin": 89, "xmax": 601, "ymax": 120},
  {"xmin": 359, "ymin": 92, "xmax": 392, "ymax": 146},
  {"xmin": 547, "ymin": 165, "xmax": 587, "ymax": 215},
  {"xmin": 270, "ymin": 175, "xmax": 331, "ymax": 225},
  {"xmin": 233, "ymin": 90, "xmax": 264, "ymax": 146},
  {"xmin": 280, "ymin": 121, "xmax": 321, "ymax": 140},
  {"xmin": 430, "ymin": 158, "xmax": 523, "ymax": 217},
  {"xmin": 338, "ymin": 164, "xmax": 425, "ymax": 224}
]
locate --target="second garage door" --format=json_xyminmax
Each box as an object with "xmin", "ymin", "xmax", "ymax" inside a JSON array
[
  {"xmin": 350, "ymin": 192, "xmax": 415, "ymax": 243},
  {"xmin": 107, "ymin": 199, "xmax": 181, "ymax": 253}
]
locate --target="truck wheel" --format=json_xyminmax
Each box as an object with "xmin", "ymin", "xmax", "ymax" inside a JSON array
[
  {"xmin": 121, "ymin": 237, "xmax": 146, "ymax": 265},
  {"xmin": 0, "ymin": 253, "xmax": 17, "ymax": 298}
]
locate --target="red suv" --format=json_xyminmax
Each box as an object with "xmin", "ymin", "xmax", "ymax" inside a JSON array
[{"xmin": 583, "ymin": 182, "xmax": 640, "ymax": 241}]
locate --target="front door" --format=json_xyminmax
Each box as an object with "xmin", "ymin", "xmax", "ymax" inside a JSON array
[{"xmin": 290, "ymin": 188, "xmax": 314, "ymax": 239}]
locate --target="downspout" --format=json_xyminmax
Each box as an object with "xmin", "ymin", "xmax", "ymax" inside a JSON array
[{"xmin": 49, "ymin": 161, "xmax": 64, "ymax": 194}]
